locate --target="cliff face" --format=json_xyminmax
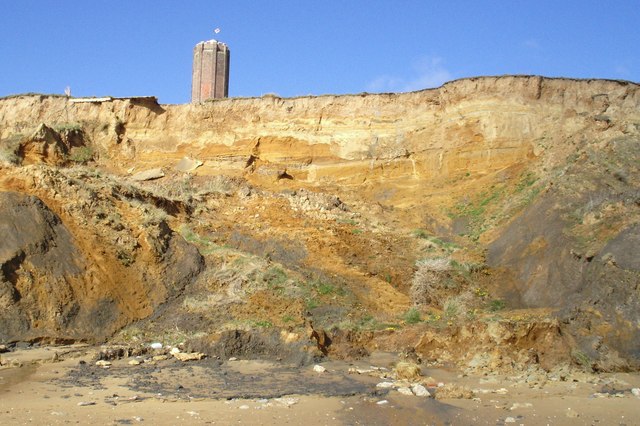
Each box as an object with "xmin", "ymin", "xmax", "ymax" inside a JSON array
[
  {"xmin": 1, "ymin": 76, "xmax": 639, "ymax": 368},
  {"xmin": 2, "ymin": 76, "xmax": 637, "ymax": 184}
]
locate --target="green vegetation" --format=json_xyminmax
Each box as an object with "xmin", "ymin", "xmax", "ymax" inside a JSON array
[
  {"xmin": 413, "ymin": 230, "xmax": 460, "ymax": 253},
  {"xmin": 488, "ymin": 299, "xmax": 506, "ymax": 312},
  {"xmin": 446, "ymin": 171, "xmax": 545, "ymax": 241},
  {"xmin": 309, "ymin": 278, "xmax": 347, "ymax": 297},
  {"xmin": 252, "ymin": 320, "xmax": 273, "ymax": 328},
  {"xmin": 336, "ymin": 314, "xmax": 401, "ymax": 331},
  {"xmin": 413, "ymin": 229, "xmax": 430, "ymax": 239},
  {"xmin": 571, "ymin": 349, "xmax": 593, "ymax": 371},
  {"xmin": 264, "ymin": 266, "xmax": 288, "ymax": 288},
  {"xmin": 180, "ymin": 225, "xmax": 219, "ymax": 255},
  {"xmin": 281, "ymin": 315, "xmax": 295, "ymax": 324},
  {"xmin": 305, "ymin": 298, "xmax": 320, "ymax": 310},
  {"xmin": 402, "ymin": 307, "xmax": 422, "ymax": 324},
  {"xmin": 54, "ymin": 122, "xmax": 83, "ymax": 132},
  {"xmin": 0, "ymin": 134, "xmax": 23, "ymax": 164},
  {"xmin": 515, "ymin": 172, "xmax": 538, "ymax": 193},
  {"xmin": 68, "ymin": 146, "xmax": 93, "ymax": 163}
]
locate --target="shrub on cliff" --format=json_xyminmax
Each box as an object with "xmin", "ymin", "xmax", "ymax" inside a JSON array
[{"xmin": 410, "ymin": 257, "xmax": 451, "ymax": 307}]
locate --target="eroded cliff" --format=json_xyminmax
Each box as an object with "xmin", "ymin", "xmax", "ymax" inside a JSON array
[{"xmin": 1, "ymin": 76, "xmax": 639, "ymax": 370}]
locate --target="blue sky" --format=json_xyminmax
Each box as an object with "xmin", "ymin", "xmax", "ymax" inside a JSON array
[{"xmin": 1, "ymin": 1, "xmax": 638, "ymax": 104}]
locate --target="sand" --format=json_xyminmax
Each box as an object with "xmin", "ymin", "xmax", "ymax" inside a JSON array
[{"xmin": 1, "ymin": 345, "xmax": 639, "ymax": 425}]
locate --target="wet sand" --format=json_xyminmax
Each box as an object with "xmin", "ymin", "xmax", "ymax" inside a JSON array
[{"xmin": 1, "ymin": 345, "xmax": 639, "ymax": 425}]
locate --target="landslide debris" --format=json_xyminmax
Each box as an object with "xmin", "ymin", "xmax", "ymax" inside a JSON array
[{"xmin": 0, "ymin": 166, "xmax": 203, "ymax": 343}]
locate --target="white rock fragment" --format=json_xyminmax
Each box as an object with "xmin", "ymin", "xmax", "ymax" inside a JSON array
[
  {"xmin": 495, "ymin": 388, "xmax": 508, "ymax": 395},
  {"xmin": 566, "ymin": 408, "xmax": 579, "ymax": 418},
  {"xmin": 376, "ymin": 400, "xmax": 389, "ymax": 405},
  {"xmin": 510, "ymin": 402, "xmax": 533, "ymax": 410},
  {"xmin": 228, "ymin": 357, "xmax": 238, "ymax": 361},
  {"xmin": 397, "ymin": 387, "xmax": 413, "ymax": 396},
  {"xmin": 631, "ymin": 388, "xmax": 640, "ymax": 397},
  {"xmin": 313, "ymin": 364, "xmax": 326, "ymax": 373},
  {"xmin": 376, "ymin": 382, "xmax": 395, "ymax": 389},
  {"xmin": 170, "ymin": 347, "xmax": 181, "ymax": 355},
  {"xmin": 239, "ymin": 405, "xmax": 250, "ymax": 410},
  {"xmin": 504, "ymin": 417, "xmax": 516, "ymax": 423},
  {"xmin": 175, "ymin": 157, "xmax": 203, "ymax": 172},
  {"xmin": 128, "ymin": 359, "xmax": 141, "ymax": 366},
  {"xmin": 77, "ymin": 401, "xmax": 96, "ymax": 406},
  {"xmin": 131, "ymin": 168, "xmax": 164, "ymax": 181},
  {"xmin": 411, "ymin": 384, "xmax": 431, "ymax": 397},
  {"xmin": 150, "ymin": 342, "xmax": 163, "ymax": 350},
  {"xmin": 95, "ymin": 360, "xmax": 111, "ymax": 368},
  {"xmin": 274, "ymin": 397, "xmax": 299, "ymax": 407}
]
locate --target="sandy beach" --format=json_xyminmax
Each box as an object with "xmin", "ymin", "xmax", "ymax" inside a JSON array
[{"xmin": 1, "ymin": 345, "xmax": 639, "ymax": 425}]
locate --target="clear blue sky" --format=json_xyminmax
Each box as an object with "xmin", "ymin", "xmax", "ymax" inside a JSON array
[{"xmin": 1, "ymin": 1, "xmax": 638, "ymax": 104}]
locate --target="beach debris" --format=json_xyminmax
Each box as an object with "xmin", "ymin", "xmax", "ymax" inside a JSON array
[
  {"xmin": 510, "ymin": 402, "xmax": 533, "ymax": 410},
  {"xmin": 394, "ymin": 361, "xmax": 421, "ymax": 381},
  {"xmin": 313, "ymin": 364, "xmax": 326, "ymax": 373},
  {"xmin": 397, "ymin": 387, "xmax": 413, "ymax": 396},
  {"xmin": 173, "ymin": 352, "xmax": 206, "ymax": 362},
  {"xmin": 566, "ymin": 408, "xmax": 579, "ymax": 418},
  {"xmin": 376, "ymin": 381, "xmax": 395, "ymax": 389},
  {"xmin": 274, "ymin": 397, "xmax": 299, "ymax": 407},
  {"xmin": 434, "ymin": 383, "xmax": 475, "ymax": 400},
  {"xmin": 411, "ymin": 384, "xmax": 431, "ymax": 397}
]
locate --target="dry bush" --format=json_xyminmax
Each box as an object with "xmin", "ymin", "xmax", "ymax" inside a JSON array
[
  {"xmin": 394, "ymin": 361, "xmax": 422, "ymax": 381},
  {"xmin": 410, "ymin": 257, "xmax": 451, "ymax": 307},
  {"xmin": 442, "ymin": 292, "xmax": 473, "ymax": 320}
]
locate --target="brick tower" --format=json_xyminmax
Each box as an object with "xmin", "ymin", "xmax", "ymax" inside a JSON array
[{"xmin": 191, "ymin": 40, "xmax": 230, "ymax": 103}]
